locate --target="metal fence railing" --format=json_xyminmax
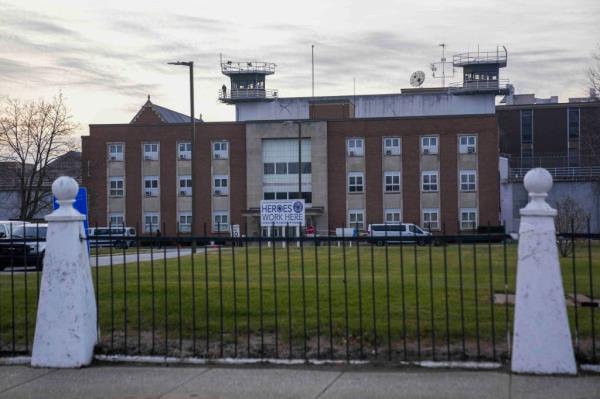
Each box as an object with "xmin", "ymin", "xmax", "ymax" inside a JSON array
[{"xmin": 1, "ymin": 221, "xmax": 598, "ymax": 365}]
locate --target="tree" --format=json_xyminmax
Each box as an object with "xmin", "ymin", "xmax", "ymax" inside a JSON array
[
  {"xmin": 0, "ymin": 94, "xmax": 78, "ymax": 220},
  {"xmin": 554, "ymin": 196, "xmax": 589, "ymax": 257},
  {"xmin": 588, "ymin": 44, "xmax": 600, "ymax": 98}
]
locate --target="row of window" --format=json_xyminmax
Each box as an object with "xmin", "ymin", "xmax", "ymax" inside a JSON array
[
  {"xmin": 520, "ymin": 108, "xmax": 581, "ymax": 148},
  {"xmin": 347, "ymin": 208, "xmax": 478, "ymax": 231},
  {"xmin": 109, "ymin": 175, "xmax": 230, "ymax": 197},
  {"xmin": 347, "ymin": 170, "xmax": 477, "ymax": 193},
  {"xmin": 346, "ymin": 135, "xmax": 477, "ymax": 157},
  {"xmin": 263, "ymin": 162, "xmax": 311, "ymax": 175},
  {"xmin": 109, "ymin": 211, "xmax": 230, "ymax": 233},
  {"xmin": 263, "ymin": 192, "xmax": 313, "ymax": 203},
  {"xmin": 107, "ymin": 141, "xmax": 230, "ymax": 161}
]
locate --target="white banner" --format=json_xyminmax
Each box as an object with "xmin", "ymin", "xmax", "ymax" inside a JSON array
[{"xmin": 260, "ymin": 200, "xmax": 305, "ymax": 227}]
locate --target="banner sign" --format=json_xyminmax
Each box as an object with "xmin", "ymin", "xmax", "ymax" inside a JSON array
[{"xmin": 260, "ymin": 200, "xmax": 305, "ymax": 227}]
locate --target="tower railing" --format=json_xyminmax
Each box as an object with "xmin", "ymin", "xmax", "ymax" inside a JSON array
[
  {"xmin": 221, "ymin": 61, "xmax": 276, "ymax": 75},
  {"xmin": 448, "ymin": 79, "xmax": 511, "ymax": 93},
  {"xmin": 218, "ymin": 88, "xmax": 279, "ymax": 102},
  {"xmin": 453, "ymin": 48, "xmax": 508, "ymax": 67}
]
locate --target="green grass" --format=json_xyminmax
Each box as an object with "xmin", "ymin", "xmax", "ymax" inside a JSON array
[{"xmin": 1, "ymin": 241, "xmax": 599, "ymax": 361}]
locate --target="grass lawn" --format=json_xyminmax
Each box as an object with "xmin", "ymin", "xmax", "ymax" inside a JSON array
[{"xmin": 1, "ymin": 240, "xmax": 599, "ymax": 361}]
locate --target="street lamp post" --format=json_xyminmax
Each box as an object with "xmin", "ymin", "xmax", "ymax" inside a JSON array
[{"xmin": 168, "ymin": 61, "xmax": 196, "ymax": 251}]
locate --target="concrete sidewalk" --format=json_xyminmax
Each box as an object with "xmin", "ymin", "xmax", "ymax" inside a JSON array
[{"xmin": 0, "ymin": 364, "xmax": 599, "ymax": 399}]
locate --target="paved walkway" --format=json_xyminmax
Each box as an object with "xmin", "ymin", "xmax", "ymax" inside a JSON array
[{"xmin": 0, "ymin": 364, "xmax": 599, "ymax": 399}]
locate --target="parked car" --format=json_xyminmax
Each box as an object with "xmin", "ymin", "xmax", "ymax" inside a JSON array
[
  {"xmin": 367, "ymin": 223, "xmax": 433, "ymax": 246},
  {"xmin": 0, "ymin": 223, "xmax": 48, "ymax": 271},
  {"xmin": 0, "ymin": 221, "xmax": 29, "ymax": 240},
  {"xmin": 88, "ymin": 226, "xmax": 137, "ymax": 249}
]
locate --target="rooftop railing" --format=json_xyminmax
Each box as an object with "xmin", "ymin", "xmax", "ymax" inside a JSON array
[
  {"xmin": 509, "ymin": 166, "xmax": 600, "ymax": 182},
  {"xmin": 221, "ymin": 61, "xmax": 276, "ymax": 75},
  {"xmin": 453, "ymin": 48, "xmax": 508, "ymax": 67},
  {"xmin": 448, "ymin": 79, "xmax": 511, "ymax": 94},
  {"xmin": 218, "ymin": 88, "xmax": 278, "ymax": 102}
]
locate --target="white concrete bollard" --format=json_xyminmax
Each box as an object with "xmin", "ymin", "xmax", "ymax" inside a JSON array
[
  {"xmin": 511, "ymin": 168, "xmax": 577, "ymax": 374},
  {"xmin": 31, "ymin": 176, "xmax": 97, "ymax": 368}
]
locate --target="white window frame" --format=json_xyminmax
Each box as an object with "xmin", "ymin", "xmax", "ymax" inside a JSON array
[
  {"xmin": 178, "ymin": 212, "xmax": 192, "ymax": 233},
  {"xmin": 384, "ymin": 208, "xmax": 402, "ymax": 223},
  {"xmin": 109, "ymin": 177, "xmax": 124, "ymax": 197},
  {"xmin": 348, "ymin": 209, "xmax": 365, "ymax": 230},
  {"xmin": 458, "ymin": 135, "xmax": 477, "ymax": 154},
  {"xmin": 421, "ymin": 171, "xmax": 439, "ymax": 192},
  {"xmin": 213, "ymin": 175, "xmax": 229, "ymax": 196},
  {"xmin": 459, "ymin": 170, "xmax": 477, "ymax": 192},
  {"xmin": 384, "ymin": 171, "xmax": 401, "ymax": 192},
  {"xmin": 213, "ymin": 211, "xmax": 229, "ymax": 232},
  {"xmin": 460, "ymin": 208, "xmax": 478, "ymax": 231},
  {"xmin": 213, "ymin": 141, "xmax": 229, "ymax": 159},
  {"xmin": 107, "ymin": 143, "xmax": 124, "ymax": 161},
  {"xmin": 383, "ymin": 137, "xmax": 401, "ymax": 156},
  {"xmin": 108, "ymin": 212, "xmax": 124, "ymax": 227},
  {"xmin": 143, "ymin": 176, "xmax": 159, "ymax": 197},
  {"xmin": 178, "ymin": 175, "xmax": 192, "ymax": 196},
  {"xmin": 347, "ymin": 138, "xmax": 364, "ymax": 157},
  {"xmin": 143, "ymin": 143, "xmax": 159, "ymax": 161},
  {"xmin": 178, "ymin": 142, "xmax": 192, "ymax": 160},
  {"xmin": 348, "ymin": 172, "xmax": 364, "ymax": 193},
  {"xmin": 421, "ymin": 136, "xmax": 438, "ymax": 155},
  {"xmin": 144, "ymin": 212, "xmax": 160, "ymax": 233},
  {"xmin": 422, "ymin": 208, "xmax": 440, "ymax": 231}
]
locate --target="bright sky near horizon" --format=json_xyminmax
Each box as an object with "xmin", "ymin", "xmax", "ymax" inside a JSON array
[{"xmin": 1, "ymin": 0, "xmax": 598, "ymax": 134}]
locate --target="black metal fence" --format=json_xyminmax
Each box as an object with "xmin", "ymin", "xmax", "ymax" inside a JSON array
[{"xmin": 0, "ymin": 222, "xmax": 598, "ymax": 365}]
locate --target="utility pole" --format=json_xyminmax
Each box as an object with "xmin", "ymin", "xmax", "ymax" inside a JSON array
[{"xmin": 168, "ymin": 61, "xmax": 196, "ymax": 252}]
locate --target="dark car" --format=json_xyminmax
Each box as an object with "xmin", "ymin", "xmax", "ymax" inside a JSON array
[{"xmin": 0, "ymin": 224, "xmax": 47, "ymax": 271}]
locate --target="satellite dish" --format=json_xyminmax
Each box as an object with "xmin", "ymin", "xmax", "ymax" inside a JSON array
[{"xmin": 410, "ymin": 71, "xmax": 426, "ymax": 87}]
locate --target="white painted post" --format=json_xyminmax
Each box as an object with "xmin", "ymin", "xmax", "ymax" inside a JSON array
[
  {"xmin": 511, "ymin": 168, "xmax": 577, "ymax": 375},
  {"xmin": 31, "ymin": 177, "xmax": 97, "ymax": 368}
]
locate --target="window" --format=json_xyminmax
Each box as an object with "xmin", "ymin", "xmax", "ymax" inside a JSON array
[
  {"xmin": 384, "ymin": 171, "xmax": 401, "ymax": 192},
  {"xmin": 421, "ymin": 171, "xmax": 438, "ymax": 192},
  {"xmin": 347, "ymin": 138, "xmax": 364, "ymax": 156},
  {"xmin": 383, "ymin": 137, "xmax": 401, "ymax": 156},
  {"xmin": 348, "ymin": 172, "xmax": 364, "ymax": 193},
  {"xmin": 213, "ymin": 141, "xmax": 228, "ymax": 159},
  {"xmin": 460, "ymin": 170, "xmax": 477, "ymax": 191},
  {"xmin": 521, "ymin": 110, "xmax": 533, "ymax": 145},
  {"xmin": 144, "ymin": 212, "xmax": 159, "ymax": 233},
  {"xmin": 108, "ymin": 213, "xmax": 124, "ymax": 227},
  {"xmin": 460, "ymin": 208, "xmax": 477, "ymax": 230},
  {"xmin": 143, "ymin": 143, "xmax": 159, "ymax": 160},
  {"xmin": 213, "ymin": 175, "xmax": 229, "ymax": 196},
  {"xmin": 348, "ymin": 209, "xmax": 365, "ymax": 230},
  {"xmin": 422, "ymin": 208, "xmax": 440, "ymax": 231},
  {"xmin": 263, "ymin": 163, "xmax": 275, "ymax": 175},
  {"xmin": 144, "ymin": 176, "xmax": 159, "ymax": 197},
  {"xmin": 178, "ymin": 212, "xmax": 192, "ymax": 233},
  {"xmin": 213, "ymin": 211, "xmax": 229, "ymax": 232},
  {"xmin": 109, "ymin": 177, "xmax": 124, "ymax": 197},
  {"xmin": 107, "ymin": 143, "xmax": 124, "ymax": 161},
  {"xmin": 568, "ymin": 108, "xmax": 580, "ymax": 139},
  {"xmin": 275, "ymin": 162, "xmax": 287, "ymax": 175},
  {"xmin": 384, "ymin": 208, "xmax": 401, "ymax": 223},
  {"xmin": 288, "ymin": 162, "xmax": 312, "ymax": 174},
  {"xmin": 178, "ymin": 142, "xmax": 192, "ymax": 160},
  {"xmin": 421, "ymin": 136, "xmax": 438, "ymax": 154},
  {"xmin": 179, "ymin": 176, "xmax": 192, "ymax": 196},
  {"xmin": 459, "ymin": 135, "xmax": 477, "ymax": 154},
  {"xmin": 263, "ymin": 192, "xmax": 275, "ymax": 200}
]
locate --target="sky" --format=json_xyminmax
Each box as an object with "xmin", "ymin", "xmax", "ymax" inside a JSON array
[{"xmin": 1, "ymin": 0, "xmax": 599, "ymax": 134}]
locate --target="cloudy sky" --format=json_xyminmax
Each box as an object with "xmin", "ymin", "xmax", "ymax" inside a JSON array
[{"xmin": 1, "ymin": 0, "xmax": 598, "ymax": 132}]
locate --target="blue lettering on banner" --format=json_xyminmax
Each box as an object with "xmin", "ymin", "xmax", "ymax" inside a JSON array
[{"xmin": 260, "ymin": 199, "xmax": 305, "ymax": 227}]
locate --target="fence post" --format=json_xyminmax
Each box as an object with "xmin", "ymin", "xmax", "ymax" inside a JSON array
[
  {"xmin": 511, "ymin": 168, "xmax": 576, "ymax": 374},
  {"xmin": 31, "ymin": 177, "xmax": 97, "ymax": 368}
]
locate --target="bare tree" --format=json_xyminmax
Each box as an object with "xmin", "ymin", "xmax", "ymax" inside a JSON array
[
  {"xmin": 589, "ymin": 44, "xmax": 600, "ymax": 98},
  {"xmin": 554, "ymin": 196, "xmax": 589, "ymax": 257},
  {"xmin": 0, "ymin": 94, "xmax": 77, "ymax": 220}
]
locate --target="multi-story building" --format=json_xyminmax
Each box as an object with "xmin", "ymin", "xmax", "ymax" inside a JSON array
[
  {"xmin": 82, "ymin": 49, "xmax": 509, "ymax": 236},
  {"xmin": 497, "ymin": 93, "xmax": 600, "ymax": 232}
]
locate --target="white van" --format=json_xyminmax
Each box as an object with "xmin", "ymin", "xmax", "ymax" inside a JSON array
[
  {"xmin": 88, "ymin": 226, "xmax": 137, "ymax": 249},
  {"xmin": 367, "ymin": 223, "xmax": 432, "ymax": 246},
  {"xmin": 0, "ymin": 221, "xmax": 28, "ymax": 240}
]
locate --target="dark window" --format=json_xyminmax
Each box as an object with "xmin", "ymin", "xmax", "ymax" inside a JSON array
[
  {"xmin": 301, "ymin": 192, "xmax": 312, "ymax": 203},
  {"xmin": 276, "ymin": 192, "xmax": 287, "ymax": 200},
  {"xmin": 275, "ymin": 162, "xmax": 287, "ymax": 174},
  {"xmin": 521, "ymin": 110, "xmax": 533, "ymax": 144},
  {"xmin": 302, "ymin": 162, "xmax": 311, "ymax": 173},
  {"xmin": 264, "ymin": 192, "xmax": 275, "ymax": 200},
  {"xmin": 263, "ymin": 163, "xmax": 275, "ymax": 175},
  {"xmin": 568, "ymin": 108, "xmax": 580, "ymax": 138},
  {"xmin": 288, "ymin": 162, "xmax": 299, "ymax": 174}
]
